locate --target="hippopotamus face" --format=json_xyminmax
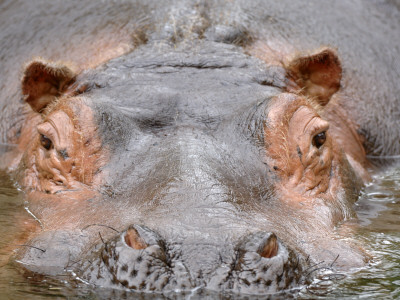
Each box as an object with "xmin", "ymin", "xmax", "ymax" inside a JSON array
[{"xmin": 10, "ymin": 41, "xmax": 369, "ymax": 294}]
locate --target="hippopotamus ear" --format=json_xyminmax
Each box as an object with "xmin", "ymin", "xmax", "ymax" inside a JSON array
[
  {"xmin": 21, "ymin": 59, "xmax": 76, "ymax": 113},
  {"xmin": 286, "ymin": 48, "xmax": 342, "ymax": 106}
]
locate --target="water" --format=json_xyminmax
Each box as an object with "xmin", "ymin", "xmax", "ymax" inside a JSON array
[
  {"xmin": 0, "ymin": 165, "xmax": 400, "ymax": 299},
  {"xmin": 298, "ymin": 163, "xmax": 400, "ymax": 299}
]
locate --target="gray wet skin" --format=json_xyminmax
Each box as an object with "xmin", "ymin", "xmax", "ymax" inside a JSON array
[
  {"xmin": 18, "ymin": 41, "xmax": 357, "ymax": 294},
  {"xmin": 2, "ymin": 0, "xmax": 400, "ymax": 296},
  {"xmin": 74, "ymin": 43, "xmax": 307, "ymax": 293}
]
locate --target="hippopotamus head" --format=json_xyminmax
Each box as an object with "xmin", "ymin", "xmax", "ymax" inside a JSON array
[{"xmin": 9, "ymin": 40, "xmax": 369, "ymax": 295}]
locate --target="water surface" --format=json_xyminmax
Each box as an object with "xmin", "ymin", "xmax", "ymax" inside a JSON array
[{"xmin": 0, "ymin": 165, "xmax": 399, "ymax": 299}]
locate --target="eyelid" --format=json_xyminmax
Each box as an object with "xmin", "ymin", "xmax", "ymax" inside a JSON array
[
  {"xmin": 307, "ymin": 118, "xmax": 330, "ymax": 137},
  {"xmin": 37, "ymin": 122, "xmax": 58, "ymax": 145}
]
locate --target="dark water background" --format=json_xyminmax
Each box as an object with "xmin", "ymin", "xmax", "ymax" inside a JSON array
[{"xmin": 0, "ymin": 163, "xmax": 399, "ymax": 299}]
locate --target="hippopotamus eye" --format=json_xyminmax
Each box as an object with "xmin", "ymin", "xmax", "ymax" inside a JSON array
[
  {"xmin": 312, "ymin": 131, "xmax": 326, "ymax": 149},
  {"xmin": 39, "ymin": 134, "xmax": 53, "ymax": 150}
]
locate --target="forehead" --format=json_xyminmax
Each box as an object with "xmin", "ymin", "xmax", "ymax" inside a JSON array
[
  {"xmin": 64, "ymin": 43, "xmax": 283, "ymax": 215},
  {"xmin": 81, "ymin": 42, "xmax": 285, "ymax": 124}
]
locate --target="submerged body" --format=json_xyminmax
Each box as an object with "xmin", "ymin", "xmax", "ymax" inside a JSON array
[{"xmin": 0, "ymin": 0, "xmax": 399, "ymax": 296}]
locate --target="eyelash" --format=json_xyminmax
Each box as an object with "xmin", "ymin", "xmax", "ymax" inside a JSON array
[
  {"xmin": 308, "ymin": 121, "xmax": 329, "ymax": 149},
  {"xmin": 39, "ymin": 133, "xmax": 53, "ymax": 150},
  {"xmin": 312, "ymin": 131, "xmax": 327, "ymax": 148}
]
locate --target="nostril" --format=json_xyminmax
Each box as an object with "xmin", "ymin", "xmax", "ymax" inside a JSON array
[
  {"xmin": 122, "ymin": 225, "xmax": 167, "ymax": 252},
  {"xmin": 124, "ymin": 227, "xmax": 148, "ymax": 250},
  {"xmin": 209, "ymin": 232, "xmax": 305, "ymax": 293},
  {"xmin": 258, "ymin": 233, "xmax": 279, "ymax": 258},
  {"xmin": 236, "ymin": 232, "xmax": 281, "ymax": 262},
  {"xmin": 86, "ymin": 224, "xmax": 177, "ymax": 291}
]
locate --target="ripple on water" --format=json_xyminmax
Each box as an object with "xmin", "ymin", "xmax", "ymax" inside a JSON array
[
  {"xmin": 1, "ymin": 165, "xmax": 400, "ymax": 299},
  {"xmin": 298, "ymin": 165, "xmax": 400, "ymax": 299}
]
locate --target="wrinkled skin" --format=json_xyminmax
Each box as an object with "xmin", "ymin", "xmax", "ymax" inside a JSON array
[{"xmin": 1, "ymin": 0, "xmax": 400, "ymax": 296}]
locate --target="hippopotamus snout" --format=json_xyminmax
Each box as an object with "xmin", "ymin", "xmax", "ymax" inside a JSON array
[
  {"xmin": 80, "ymin": 225, "xmax": 306, "ymax": 293},
  {"xmin": 98, "ymin": 225, "xmax": 179, "ymax": 291}
]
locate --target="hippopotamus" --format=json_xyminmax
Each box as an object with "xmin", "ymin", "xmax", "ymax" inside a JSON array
[{"xmin": 1, "ymin": 0, "xmax": 399, "ymax": 296}]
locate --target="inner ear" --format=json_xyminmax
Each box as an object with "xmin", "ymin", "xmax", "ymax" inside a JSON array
[
  {"xmin": 22, "ymin": 59, "xmax": 76, "ymax": 113},
  {"xmin": 286, "ymin": 48, "xmax": 342, "ymax": 106}
]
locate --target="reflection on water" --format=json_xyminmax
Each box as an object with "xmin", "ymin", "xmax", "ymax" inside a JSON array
[
  {"xmin": 0, "ymin": 165, "xmax": 399, "ymax": 299},
  {"xmin": 299, "ymin": 164, "xmax": 400, "ymax": 299},
  {"xmin": 339, "ymin": 164, "xmax": 400, "ymax": 299}
]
